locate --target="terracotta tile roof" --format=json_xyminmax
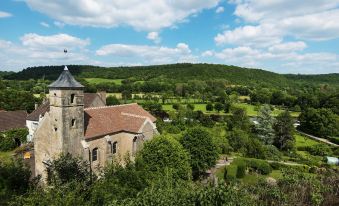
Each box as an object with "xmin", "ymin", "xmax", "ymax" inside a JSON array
[
  {"xmin": 84, "ymin": 103, "xmax": 156, "ymax": 139},
  {"xmin": 27, "ymin": 93, "xmax": 104, "ymax": 121},
  {"xmin": 0, "ymin": 110, "xmax": 27, "ymax": 132}
]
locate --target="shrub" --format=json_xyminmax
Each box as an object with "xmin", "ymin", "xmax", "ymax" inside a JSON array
[
  {"xmin": 236, "ymin": 163, "xmax": 246, "ymax": 178},
  {"xmin": 269, "ymin": 162, "xmax": 282, "ymax": 170},
  {"xmin": 206, "ymin": 103, "xmax": 213, "ymax": 111},
  {"xmin": 247, "ymin": 159, "xmax": 272, "ymax": 175},
  {"xmin": 308, "ymin": 144, "xmax": 333, "ymax": 156},
  {"xmin": 166, "ymin": 125, "xmax": 181, "ymax": 134},
  {"xmin": 172, "ymin": 103, "xmax": 180, "ymax": 110}
]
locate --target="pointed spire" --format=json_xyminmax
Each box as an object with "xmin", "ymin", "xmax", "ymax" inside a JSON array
[{"xmin": 48, "ymin": 67, "xmax": 84, "ymax": 89}]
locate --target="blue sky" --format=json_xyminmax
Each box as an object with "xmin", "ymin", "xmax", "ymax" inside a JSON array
[{"xmin": 0, "ymin": 0, "xmax": 338, "ymax": 74}]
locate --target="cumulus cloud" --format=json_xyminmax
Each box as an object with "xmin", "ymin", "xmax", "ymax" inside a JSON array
[
  {"xmin": 147, "ymin": 32, "xmax": 161, "ymax": 44},
  {"xmin": 25, "ymin": 0, "xmax": 221, "ymax": 31},
  {"xmin": 215, "ymin": 24, "xmax": 282, "ymax": 47},
  {"xmin": 0, "ymin": 11, "xmax": 12, "ymax": 18},
  {"xmin": 227, "ymin": 0, "xmax": 339, "ymax": 41},
  {"xmin": 202, "ymin": 46, "xmax": 339, "ymax": 74},
  {"xmin": 0, "ymin": 33, "xmax": 93, "ymax": 71},
  {"xmin": 268, "ymin": 41, "xmax": 306, "ymax": 53},
  {"xmin": 215, "ymin": 6, "xmax": 224, "ymax": 13},
  {"xmin": 96, "ymin": 43, "xmax": 196, "ymax": 64}
]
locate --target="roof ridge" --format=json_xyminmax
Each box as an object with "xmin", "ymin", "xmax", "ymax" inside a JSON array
[
  {"xmin": 84, "ymin": 103, "xmax": 138, "ymax": 110},
  {"xmin": 121, "ymin": 112, "xmax": 148, "ymax": 119}
]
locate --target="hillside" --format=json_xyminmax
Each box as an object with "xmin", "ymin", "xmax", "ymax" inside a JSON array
[{"xmin": 4, "ymin": 64, "xmax": 339, "ymax": 88}]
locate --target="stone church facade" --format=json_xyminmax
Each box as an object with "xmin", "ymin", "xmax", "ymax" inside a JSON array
[{"xmin": 33, "ymin": 66, "xmax": 157, "ymax": 180}]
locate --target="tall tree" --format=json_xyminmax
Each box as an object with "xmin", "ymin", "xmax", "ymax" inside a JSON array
[
  {"xmin": 299, "ymin": 108, "xmax": 338, "ymax": 137},
  {"xmin": 180, "ymin": 127, "xmax": 218, "ymax": 179},
  {"xmin": 229, "ymin": 107, "xmax": 251, "ymax": 132},
  {"xmin": 255, "ymin": 105, "xmax": 275, "ymax": 144},
  {"xmin": 137, "ymin": 135, "xmax": 191, "ymax": 180},
  {"xmin": 273, "ymin": 111, "xmax": 295, "ymax": 150}
]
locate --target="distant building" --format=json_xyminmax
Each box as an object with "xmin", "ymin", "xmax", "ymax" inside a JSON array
[
  {"xmin": 33, "ymin": 66, "xmax": 157, "ymax": 181},
  {"xmin": 0, "ymin": 110, "xmax": 27, "ymax": 132},
  {"xmin": 326, "ymin": 157, "xmax": 339, "ymax": 165}
]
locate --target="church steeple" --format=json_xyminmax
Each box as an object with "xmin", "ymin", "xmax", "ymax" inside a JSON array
[
  {"xmin": 48, "ymin": 66, "xmax": 84, "ymax": 155},
  {"xmin": 48, "ymin": 66, "xmax": 84, "ymax": 89}
]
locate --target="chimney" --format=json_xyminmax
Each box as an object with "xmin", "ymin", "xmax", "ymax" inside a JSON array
[
  {"xmin": 35, "ymin": 103, "xmax": 39, "ymax": 110},
  {"xmin": 98, "ymin": 91, "xmax": 106, "ymax": 105}
]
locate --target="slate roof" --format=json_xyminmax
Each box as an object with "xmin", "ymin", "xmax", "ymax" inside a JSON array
[
  {"xmin": 84, "ymin": 103, "xmax": 156, "ymax": 139},
  {"xmin": 48, "ymin": 66, "xmax": 84, "ymax": 89},
  {"xmin": 27, "ymin": 93, "xmax": 104, "ymax": 121},
  {"xmin": 0, "ymin": 110, "xmax": 27, "ymax": 132}
]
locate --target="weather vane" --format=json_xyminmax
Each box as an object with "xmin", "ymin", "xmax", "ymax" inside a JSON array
[{"xmin": 64, "ymin": 48, "xmax": 68, "ymax": 70}]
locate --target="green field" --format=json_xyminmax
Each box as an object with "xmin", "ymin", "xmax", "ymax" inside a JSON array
[
  {"xmin": 215, "ymin": 158, "xmax": 283, "ymax": 185},
  {"xmin": 161, "ymin": 102, "xmax": 300, "ymax": 117},
  {"xmin": 295, "ymin": 134, "xmax": 320, "ymax": 147},
  {"xmin": 84, "ymin": 78, "xmax": 123, "ymax": 85}
]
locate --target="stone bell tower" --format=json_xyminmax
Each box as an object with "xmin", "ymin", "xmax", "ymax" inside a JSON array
[{"xmin": 48, "ymin": 66, "xmax": 85, "ymax": 156}]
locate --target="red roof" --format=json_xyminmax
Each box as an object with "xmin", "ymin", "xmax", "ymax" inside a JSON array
[
  {"xmin": 0, "ymin": 110, "xmax": 27, "ymax": 132},
  {"xmin": 84, "ymin": 103, "xmax": 156, "ymax": 139}
]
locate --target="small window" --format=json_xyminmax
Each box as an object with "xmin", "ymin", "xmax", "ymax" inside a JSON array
[
  {"xmin": 70, "ymin": 94, "xmax": 75, "ymax": 104},
  {"xmin": 54, "ymin": 93, "xmax": 56, "ymax": 96},
  {"xmin": 71, "ymin": 119, "xmax": 76, "ymax": 127},
  {"xmin": 54, "ymin": 127, "xmax": 57, "ymax": 132},
  {"xmin": 112, "ymin": 142, "xmax": 118, "ymax": 154},
  {"xmin": 92, "ymin": 148, "xmax": 98, "ymax": 162},
  {"xmin": 132, "ymin": 137, "xmax": 137, "ymax": 155}
]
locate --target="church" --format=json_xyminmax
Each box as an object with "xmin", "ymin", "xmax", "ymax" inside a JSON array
[{"xmin": 33, "ymin": 66, "xmax": 157, "ymax": 179}]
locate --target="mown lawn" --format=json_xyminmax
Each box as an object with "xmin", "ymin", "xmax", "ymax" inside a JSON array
[
  {"xmin": 215, "ymin": 157, "xmax": 283, "ymax": 185},
  {"xmin": 84, "ymin": 78, "xmax": 123, "ymax": 85},
  {"xmin": 295, "ymin": 134, "xmax": 320, "ymax": 147}
]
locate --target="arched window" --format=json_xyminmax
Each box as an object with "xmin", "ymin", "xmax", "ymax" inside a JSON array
[
  {"xmin": 70, "ymin": 94, "xmax": 75, "ymax": 104},
  {"xmin": 132, "ymin": 136, "xmax": 137, "ymax": 155},
  {"xmin": 92, "ymin": 148, "xmax": 98, "ymax": 161}
]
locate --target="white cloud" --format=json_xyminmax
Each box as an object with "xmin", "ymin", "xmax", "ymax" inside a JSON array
[
  {"xmin": 215, "ymin": 6, "xmax": 224, "ymax": 13},
  {"xmin": 0, "ymin": 33, "xmax": 93, "ymax": 71},
  {"xmin": 227, "ymin": 0, "xmax": 339, "ymax": 41},
  {"xmin": 215, "ymin": 24, "xmax": 282, "ymax": 47},
  {"xmin": 147, "ymin": 32, "xmax": 161, "ymax": 44},
  {"xmin": 202, "ymin": 46, "xmax": 339, "ymax": 74},
  {"xmin": 21, "ymin": 33, "xmax": 90, "ymax": 49},
  {"xmin": 0, "ymin": 11, "xmax": 12, "ymax": 18},
  {"xmin": 25, "ymin": 0, "xmax": 221, "ymax": 31},
  {"xmin": 40, "ymin": 21, "xmax": 50, "ymax": 28},
  {"xmin": 268, "ymin": 41, "xmax": 307, "ymax": 53},
  {"xmin": 96, "ymin": 43, "xmax": 196, "ymax": 64}
]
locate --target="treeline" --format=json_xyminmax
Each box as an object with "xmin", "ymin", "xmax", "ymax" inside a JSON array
[{"xmin": 4, "ymin": 64, "xmax": 339, "ymax": 88}]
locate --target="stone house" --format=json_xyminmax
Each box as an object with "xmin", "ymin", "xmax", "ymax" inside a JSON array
[
  {"xmin": 26, "ymin": 91, "xmax": 106, "ymax": 142},
  {"xmin": 33, "ymin": 66, "xmax": 157, "ymax": 180}
]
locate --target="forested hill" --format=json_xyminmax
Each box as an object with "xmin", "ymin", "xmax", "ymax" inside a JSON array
[{"xmin": 4, "ymin": 63, "xmax": 339, "ymax": 87}]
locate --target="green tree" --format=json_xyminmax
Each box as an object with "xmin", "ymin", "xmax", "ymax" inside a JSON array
[
  {"xmin": 229, "ymin": 107, "xmax": 251, "ymax": 132},
  {"xmin": 46, "ymin": 153, "xmax": 91, "ymax": 185},
  {"xmin": 137, "ymin": 135, "xmax": 191, "ymax": 180},
  {"xmin": 214, "ymin": 102, "xmax": 223, "ymax": 113},
  {"xmin": 255, "ymin": 105, "xmax": 275, "ymax": 144},
  {"xmin": 0, "ymin": 159, "xmax": 31, "ymax": 204},
  {"xmin": 206, "ymin": 103, "xmax": 213, "ymax": 111},
  {"xmin": 274, "ymin": 111, "xmax": 295, "ymax": 150},
  {"xmin": 299, "ymin": 108, "xmax": 338, "ymax": 137},
  {"xmin": 106, "ymin": 95, "xmax": 120, "ymax": 105},
  {"xmin": 180, "ymin": 127, "xmax": 218, "ymax": 179}
]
